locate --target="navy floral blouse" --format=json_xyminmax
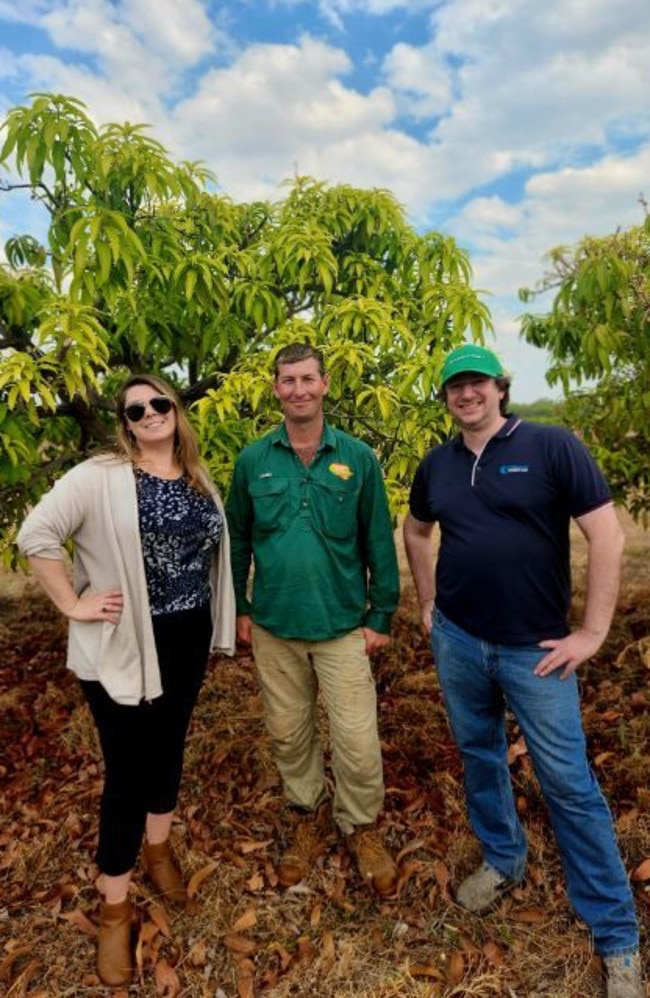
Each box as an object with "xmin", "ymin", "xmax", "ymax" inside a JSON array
[{"xmin": 135, "ymin": 469, "xmax": 223, "ymax": 615}]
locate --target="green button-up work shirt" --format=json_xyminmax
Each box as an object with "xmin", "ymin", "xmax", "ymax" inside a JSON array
[{"xmin": 225, "ymin": 423, "xmax": 399, "ymax": 641}]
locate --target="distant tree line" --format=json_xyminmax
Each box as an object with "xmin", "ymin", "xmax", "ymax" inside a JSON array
[{"xmin": 510, "ymin": 398, "xmax": 562, "ymax": 424}]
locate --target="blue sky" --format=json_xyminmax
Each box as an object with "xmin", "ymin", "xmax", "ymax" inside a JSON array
[{"xmin": 1, "ymin": 0, "xmax": 648, "ymax": 401}]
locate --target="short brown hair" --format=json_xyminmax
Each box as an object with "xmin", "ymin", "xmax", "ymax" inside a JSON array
[
  {"xmin": 438, "ymin": 375, "xmax": 512, "ymax": 416},
  {"xmin": 273, "ymin": 343, "xmax": 325, "ymax": 377}
]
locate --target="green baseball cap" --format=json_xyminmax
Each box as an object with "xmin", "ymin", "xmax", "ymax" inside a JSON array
[{"xmin": 440, "ymin": 344, "xmax": 504, "ymax": 386}]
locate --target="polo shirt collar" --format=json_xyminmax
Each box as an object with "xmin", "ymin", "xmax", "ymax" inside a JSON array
[
  {"xmin": 495, "ymin": 413, "xmax": 522, "ymax": 438},
  {"xmin": 452, "ymin": 412, "xmax": 521, "ymax": 450},
  {"xmin": 272, "ymin": 421, "xmax": 336, "ymax": 451}
]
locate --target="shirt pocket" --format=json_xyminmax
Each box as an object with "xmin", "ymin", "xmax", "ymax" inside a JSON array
[
  {"xmin": 313, "ymin": 480, "xmax": 359, "ymax": 539},
  {"xmin": 249, "ymin": 478, "xmax": 291, "ymax": 535}
]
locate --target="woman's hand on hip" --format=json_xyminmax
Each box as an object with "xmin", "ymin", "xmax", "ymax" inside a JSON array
[{"xmin": 68, "ymin": 590, "xmax": 124, "ymax": 624}]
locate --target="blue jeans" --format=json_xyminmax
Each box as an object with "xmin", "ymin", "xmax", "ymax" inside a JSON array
[{"xmin": 431, "ymin": 608, "xmax": 639, "ymax": 956}]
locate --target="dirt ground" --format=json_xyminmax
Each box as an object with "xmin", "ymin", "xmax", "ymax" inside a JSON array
[{"xmin": 1, "ymin": 510, "xmax": 650, "ymax": 997}]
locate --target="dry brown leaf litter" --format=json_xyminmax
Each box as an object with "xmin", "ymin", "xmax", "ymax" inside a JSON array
[{"xmin": 2, "ymin": 516, "xmax": 650, "ymax": 997}]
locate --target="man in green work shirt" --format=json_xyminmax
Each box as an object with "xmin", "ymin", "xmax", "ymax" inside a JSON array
[{"xmin": 226, "ymin": 342, "xmax": 400, "ymax": 896}]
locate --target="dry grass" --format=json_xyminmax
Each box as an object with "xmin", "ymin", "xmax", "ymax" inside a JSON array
[{"xmin": 1, "ymin": 511, "xmax": 650, "ymax": 996}]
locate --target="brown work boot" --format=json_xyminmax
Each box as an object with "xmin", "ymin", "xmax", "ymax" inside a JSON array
[
  {"xmin": 97, "ymin": 897, "xmax": 133, "ymax": 986},
  {"xmin": 277, "ymin": 802, "xmax": 333, "ymax": 887},
  {"xmin": 347, "ymin": 825, "xmax": 398, "ymax": 898},
  {"xmin": 143, "ymin": 840, "xmax": 187, "ymax": 907}
]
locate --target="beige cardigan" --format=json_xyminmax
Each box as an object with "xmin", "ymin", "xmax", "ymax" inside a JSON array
[{"xmin": 17, "ymin": 454, "xmax": 236, "ymax": 704}]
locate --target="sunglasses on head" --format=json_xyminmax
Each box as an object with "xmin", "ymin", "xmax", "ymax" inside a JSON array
[{"xmin": 124, "ymin": 396, "xmax": 175, "ymax": 423}]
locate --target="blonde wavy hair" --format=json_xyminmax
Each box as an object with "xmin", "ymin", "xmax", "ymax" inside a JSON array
[{"xmin": 115, "ymin": 373, "xmax": 213, "ymax": 497}]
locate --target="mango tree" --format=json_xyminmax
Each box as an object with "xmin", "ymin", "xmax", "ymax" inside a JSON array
[
  {"xmin": 519, "ymin": 206, "xmax": 650, "ymax": 520},
  {"xmin": 1, "ymin": 92, "xmax": 492, "ymax": 561}
]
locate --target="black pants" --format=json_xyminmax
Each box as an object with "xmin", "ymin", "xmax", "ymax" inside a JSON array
[{"xmin": 80, "ymin": 603, "xmax": 212, "ymax": 876}]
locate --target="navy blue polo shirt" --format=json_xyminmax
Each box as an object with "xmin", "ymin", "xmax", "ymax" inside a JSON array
[{"xmin": 408, "ymin": 416, "xmax": 612, "ymax": 644}]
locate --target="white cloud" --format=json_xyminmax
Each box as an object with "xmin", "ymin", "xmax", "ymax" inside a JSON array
[
  {"xmin": 267, "ymin": 0, "xmax": 439, "ymax": 34},
  {"xmin": 382, "ymin": 42, "xmax": 452, "ymax": 120},
  {"xmin": 4, "ymin": 1, "xmax": 647, "ymax": 214},
  {"xmin": 526, "ymin": 148, "xmax": 650, "ymax": 208},
  {"xmin": 120, "ymin": 0, "xmax": 216, "ymax": 64},
  {"xmin": 40, "ymin": 0, "xmax": 218, "ymax": 65},
  {"xmin": 448, "ymin": 144, "xmax": 650, "ymax": 400},
  {"xmin": 318, "ymin": 0, "xmax": 435, "ymax": 13},
  {"xmin": 0, "ymin": 0, "xmax": 229, "ymax": 124},
  {"xmin": 1, "ymin": 0, "xmax": 649, "ymax": 399},
  {"xmin": 0, "ymin": 0, "xmax": 239, "ymax": 135},
  {"xmin": 0, "ymin": 1, "xmax": 49, "ymax": 21},
  {"xmin": 39, "ymin": 2, "xmax": 156, "ymax": 96},
  {"xmin": 453, "ymin": 197, "xmax": 522, "ymax": 247},
  {"xmin": 3, "ymin": 53, "xmax": 160, "ymax": 127},
  {"xmin": 166, "ymin": 35, "xmax": 443, "ymax": 205},
  {"xmin": 489, "ymin": 312, "xmax": 560, "ymax": 404},
  {"xmin": 401, "ymin": 0, "xmax": 650, "ymax": 198},
  {"xmin": 454, "ymin": 145, "xmax": 650, "ymax": 300}
]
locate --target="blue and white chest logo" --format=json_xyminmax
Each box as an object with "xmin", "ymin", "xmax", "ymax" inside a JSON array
[{"xmin": 499, "ymin": 464, "xmax": 529, "ymax": 474}]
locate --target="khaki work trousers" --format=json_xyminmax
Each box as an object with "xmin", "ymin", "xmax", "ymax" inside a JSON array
[{"xmin": 251, "ymin": 623, "xmax": 385, "ymax": 833}]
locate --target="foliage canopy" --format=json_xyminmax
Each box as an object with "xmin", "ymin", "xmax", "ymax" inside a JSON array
[
  {"xmin": 0, "ymin": 93, "xmax": 492, "ymax": 560},
  {"xmin": 520, "ymin": 207, "xmax": 650, "ymax": 520}
]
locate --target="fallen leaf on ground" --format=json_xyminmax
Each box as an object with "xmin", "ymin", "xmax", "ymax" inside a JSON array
[
  {"xmin": 234, "ymin": 838, "xmax": 273, "ymax": 854},
  {"xmin": 189, "ymin": 938, "xmax": 208, "ymax": 966},
  {"xmin": 154, "ymin": 958, "xmax": 180, "ymax": 996},
  {"xmin": 5, "ymin": 958, "xmax": 42, "ymax": 994},
  {"xmin": 447, "ymin": 949, "xmax": 464, "ymax": 983},
  {"xmin": 632, "ymin": 858, "xmax": 650, "ymax": 881},
  {"xmin": 507, "ymin": 735, "xmax": 528, "ymax": 765},
  {"xmin": 187, "ymin": 860, "xmax": 219, "ymax": 898},
  {"xmin": 406, "ymin": 961, "xmax": 445, "ymax": 980},
  {"xmin": 233, "ymin": 907, "xmax": 258, "ymax": 932},
  {"xmin": 483, "ymin": 940, "xmax": 506, "ymax": 966},
  {"xmin": 513, "ymin": 907, "xmax": 546, "ymax": 923},
  {"xmin": 433, "ymin": 859, "xmax": 452, "ymax": 896},
  {"xmin": 60, "ymin": 907, "xmax": 98, "ymax": 937},
  {"xmin": 0, "ymin": 946, "xmax": 33, "ymax": 982},
  {"xmin": 459, "ymin": 933, "xmax": 481, "ymax": 956},
  {"xmin": 224, "ymin": 933, "xmax": 257, "ymax": 956},
  {"xmin": 395, "ymin": 839, "xmax": 426, "ymax": 863},
  {"xmin": 246, "ymin": 871, "xmax": 265, "ymax": 891},
  {"xmin": 297, "ymin": 935, "xmax": 315, "ymax": 961},
  {"xmin": 148, "ymin": 904, "xmax": 172, "ymax": 938},
  {"xmin": 320, "ymin": 929, "xmax": 335, "ymax": 964},
  {"xmin": 236, "ymin": 958, "xmax": 255, "ymax": 998}
]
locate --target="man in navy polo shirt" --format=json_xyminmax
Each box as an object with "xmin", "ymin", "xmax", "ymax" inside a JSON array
[{"xmin": 403, "ymin": 344, "xmax": 643, "ymax": 998}]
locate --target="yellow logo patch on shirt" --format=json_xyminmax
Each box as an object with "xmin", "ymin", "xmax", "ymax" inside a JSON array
[{"xmin": 329, "ymin": 462, "xmax": 354, "ymax": 481}]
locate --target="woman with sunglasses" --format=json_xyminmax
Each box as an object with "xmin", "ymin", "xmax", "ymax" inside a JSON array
[{"xmin": 17, "ymin": 373, "xmax": 235, "ymax": 986}]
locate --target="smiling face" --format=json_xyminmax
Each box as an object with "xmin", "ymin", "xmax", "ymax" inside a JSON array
[
  {"xmin": 273, "ymin": 357, "xmax": 330, "ymax": 427},
  {"xmin": 444, "ymin": 373, "xmax": 505, "ymax": 435},
  {"xmin": 123, "ymin": 382, "xmax": 178, "ymax": 451}
]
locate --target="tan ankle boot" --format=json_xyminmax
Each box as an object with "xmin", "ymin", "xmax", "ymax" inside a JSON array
[
  {"xmin": 97, "ymin": 897, "xmax": 133, "ymax": 986},
  {"xmin": 277, "ymin": 802, "xmax": 334, "ymax": 887},
  {"xmin": 143, "ymin": 840, "xmax": 187, "ymax": 906},
  {"xmin": 347, "ymin": 825, "xmax": 399, "ymax": 898}
]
